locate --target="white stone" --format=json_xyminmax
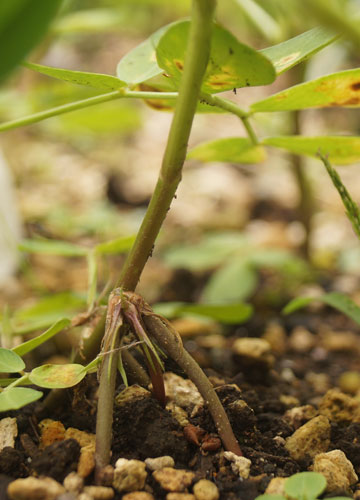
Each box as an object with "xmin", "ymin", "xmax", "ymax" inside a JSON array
[
  {"xmin": 164, "ymin": 373, "xmax": 203, "ymax": 409},
  {"xmin": 153, "ymin": 467, "xmax": 195, "ymax": 492},
  {"xmin": 0, "ymin": 417, "xmax": 17, "ymax": 450},
  {"xmin": 113, "ymin": 459, "xmax": 147, "ymax": 493},
  {"xmin": 145, "ymin": 456, "xmax": 175, "ymax": 471},
  {"xmin": 63, "ymin": 472, "xmax": 84, "ymax": 493},
  {"xmin": 223, "ymin": 452, "xmax": 251, "ymax": 479}
]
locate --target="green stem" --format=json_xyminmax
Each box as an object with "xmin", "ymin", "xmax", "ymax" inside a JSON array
[
  {"xmin": 0, "ymin": 90, "xmax": 177, "ymax": 132},
  {"xmin": 95, "ymin": 0, "xmax": 216, "ymax": 476},
  {"xmin": 118, "ymin": 1, "xmax": 216, "ymax": 291},
  {"xmin": 200, "ymin": 92, "xmax": 259, "ymax": 145}
]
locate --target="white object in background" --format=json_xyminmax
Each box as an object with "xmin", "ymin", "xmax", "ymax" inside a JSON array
[{"xmin": 0, "ymin": 150, "xmax": 22, "ymax": 285}]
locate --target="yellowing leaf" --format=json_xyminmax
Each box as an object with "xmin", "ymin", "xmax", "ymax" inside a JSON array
[
  {"xmin": 252, "ymin": 69, "xmax": 360, "ymax": 112},
  {"xmin": 29, "ymin": 363, "xmax": 86, "ymax": 389},
  {"xmin": 188, "ymin": 137, "xmax": 266, "ymax": 164}
]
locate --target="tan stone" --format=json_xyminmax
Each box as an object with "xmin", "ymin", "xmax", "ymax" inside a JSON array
[
  {"xmin": 78, "ymin": 444, "xmax": 95, "ymax": 478},
  {"xmin": 265, "ymin": 477, "xmax": 286, "ymax": 495},
  {"xmin": 63, "ymin": 471, "xmax": 84, "ymax": 493},
  {"xmin": 288, "ymin": 326, "xmax": 316, "ymax": 352},
  {"xmin": 113, "ymin": 459, "xmax": 147, "ymax": 493},
  {"xmin": 115, "ymin": 385, "xmax": 151, "ymax": 407},
  {"xmin": 153, "ymin": 467, "xmax": 195, "ymax": 492},
  {"xmin": 7, "ymin": 477, "xmax": 65, "ymax": 500},
  {"xmin": 0, "ymin": 417, "xmax": 18, "ymax": 450},
  {"xmin": 164, "ymin": 373, "xmax": 203, "ymax": 409},
  {"xmin": 122, "ymin": 493, "xmax": 154, "ymax": 500},
  {"xmin": 338, "ymin": 371, "xmax": 360, "ymax": 395},
  {"xmin": 167, "ymin": 494, "xmax": 195, "ymax": 500},
  {"xmin": 262, "ymin": 322, "xmax": 287, "ymax": 355},
  {"xmin": 312, "ymin": 450, "xmax": 358, "ymax": 492},
  {"xmin": 39, "ymin": 419, "xmax": 65, "ymax": 449},
  {"xmin": 193, "ymin": 479, "xmax": 219, "ymax": 500},
  {"xmin": 145, "ymin": 456, "xmax": 175, "ymax": 471},
  {"xmin": 285, "ymin": 415, "xmax": 331, "ymax": 460},
  {"xmin": 83, "ymin": 485, "xmax": 115, "ymax": 499},
  {"xmin": 65, "ymin": 428, "xmax": 96, "ymax": 449},
  {"xmin": 232, "ymin": 338, "xmax": 274, "ymax": 368},
  {"xmin": 319, "ymin": 388, "xmax": 360, "ymax": 422},
  {"xmin": 283, "ymin": 405, "xmax": 318, "ymax": 429}
]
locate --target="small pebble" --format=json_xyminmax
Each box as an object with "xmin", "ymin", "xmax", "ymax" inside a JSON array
[
  {"xmin": 145, "ymin": 456, "xmax": 175, "ymax": 471},
  {"xmin": 283, "ymin": 405, "xmax": 318, "ymax": 429},
  {"xmin": 77, "ymin": 493, "xmax": 92, "ymax": 500},
  {"xmin": 63, "ymin": 472, "xmax": 84, "ymax": 493},
  {"xmin": 78, "ymin": 445, "xmax": 95, "ymax": 478},
  {"xmin": 288, "ymin": 326, "xmax": 316, "ymax": 353},
  {"xmin": 312, "ymin": 449, "xmax": 358, "ymax": 492},
  {"xmin": 223, "ymin": 452, "xmax": 251, "ymax": 479},
  {"xmin": 153, "ymin": 467, "xmax": 195, "ymax": 492},
  {"xmin": 193, "ymin": 479, "xmax": 219, "ymax": 500},
  {"xmin": 319, "ymin": 388, "xmax": 360, "ymax": 422},
  {"xmin": 285, "ymin": 415, "xmax": 331, "ymax": 460},
  {"xmin": 166, "ymin": 494, "xmax": 195, "ymax": 500},
  {"xmin": 39, "ymin": 419, "xmax": 65, "ymax": 449},
  {"xmin": 0, "ymin": 418, "xmax": 17, "ymax": 451},
  {"xmin": 7, "ymin": 477, "xmax": 65, "ymax": 500},
  {"xmin": 338, "ymin": 371, "xmax": 360, "ymax": 395},
  {"xmin": 113, "ymin": 459, "xmax": 147, "ymax": 493},
  {"xmin": 265, "ymin": 477, "xmax": 286, "ymax": 495},
  {"xmin": 64, "ymin": 428, "xmax": 96, "ymax": 449},
  {"xmin": 115, "ymin": 385, "xmax": 151, "ymax": 407},
  {"xmin": 232, "ymin": 338, "xmax": 274, "ymax": 369},
  {"xmin": 122, "ymin": 493, "xmax": 155, "ymax": 500},
  {"xmin": 83, "ymin": 485, "xmax": 115, "ymax": 499},
  {"xmin": 164, "ymin": 373, "xmax": 203, "ymax": 409}
]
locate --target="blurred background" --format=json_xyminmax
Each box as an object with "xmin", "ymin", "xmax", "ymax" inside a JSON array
[{"xmin": 1, "ymin": 0, "xmax": 360, "ymax": 330}]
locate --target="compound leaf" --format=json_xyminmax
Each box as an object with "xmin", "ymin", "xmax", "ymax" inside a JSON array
[{"xmin": 157, "ymin": 21, "xmax": 275, "ymax": 93}]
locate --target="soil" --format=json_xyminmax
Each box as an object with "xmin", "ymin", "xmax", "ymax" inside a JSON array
[{"xmin": 2, "ymin": 301, "xmax": 360, "ymax": 499}]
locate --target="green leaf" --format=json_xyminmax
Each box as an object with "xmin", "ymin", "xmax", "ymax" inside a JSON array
[
  {"xmin": 0, "ymin": 0, "xmax": 62, "ymax": 82},
  {"xmin": 252, "ymin": 69, "xmax": 360, "ymax": 112},
  {"xmin": 0, "ymin": 348, "xmax": 25, "ymax": 373},
  {"xmin": 116, "ymin": 24, "xmax": 170, "ymax": 85},
  {"xmin": 263, "ymin": 136, "xmax": 360, "ymax": 165},
  {"xmin": 94, "ymin": 235, "xmax": 136, "ymax": 255},
  {"xmin": 19, "ymin": 238, "xmax": 88, "ymax": 257},
  {"xmin": 261, "ymin": 27, "xmax": 338, "ymax": 75},
  {"xmin": 23, "ymin": 62, "xmax": 126, "ymax": 92},
  {"xmin": 163, "ymin": 232, "xmax": 249, "ymax": 271},
  {"xmin": 29, "ymin": 363, "xmax": 86, "ymax": 389},
  {"xmin": 188, "ymin": 138, "xmax": 266, "ymax": 164},
  {"xmin": 285, "ymin": 472, "xmax": 326, "ymax": 500},
  {"xmin": 53, "ymin": 8, "xmax": 125, "ymax": 34},
  {"xmin": 11, "ymin": 292, "xmax": 86, "ymax": 334},
  {"xmin": 202, "ymin": 260, "xmax": 258, "ymax": 304},
  {"xmin": 156, "ymin": 21, "xmax": 276, "ymax": 93},
  {"xmin": 152, "ymin": 302, "xmax": 253, "ymax": 324},
  {"xmin": 13, "ymin": 319, "xmax": 70, "ymax": 357},
  {"xmin": 0, "ymin": 387, "xmax": 42, "ymax": 412},
  {"xmin": 283, "ymin": 292, "xmax": 360, "ymax": 325}
]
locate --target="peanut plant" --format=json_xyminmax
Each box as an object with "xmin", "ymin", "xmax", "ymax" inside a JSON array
[{"xmin": 1, "ymin": 0, "xmax": 360, "ymax": 479}]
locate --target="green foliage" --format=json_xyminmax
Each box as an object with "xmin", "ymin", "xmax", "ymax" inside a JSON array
[
  {"xmin": 283, "ymin": 291, "xmax": 360, "ymax": 325},
  {"xmin": 188, "ymin": 138, "xmax": 266, "ymax": 164},
  {"xmin": 0, "ymin": 0, "xmax": 62, "ymax": 82},
  {"xmin": 153, "ymin": 301, "xmax": 253, "ymax": 324},
  {"xmin": 29, "ymin": 363, "xmax": 86, "ymax": 389},
  {"xmin": 255, "ymin": 471, "xmax": 349, "ymax": 500},
  {"xmin": 0, "ymin": 349, "xmax": 25, "ymax": 373},
  {"xmin": 0, "ymin": 387, "xmax": 43, "ymax": 412},
  {"xmin": 156, "ymin": 21, "xmax": 276, "ymax": 93}
]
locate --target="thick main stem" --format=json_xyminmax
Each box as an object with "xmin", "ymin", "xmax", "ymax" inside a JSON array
[{"xmin": 95, "ymin": 0, "xmax": 216, "ymax": 476}]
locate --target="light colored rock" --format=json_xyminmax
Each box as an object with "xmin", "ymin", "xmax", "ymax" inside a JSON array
[
  {"xmin": 77, "ymin": 494, "xmax": 92, "ymax": 500},
  {"xmin": 113, "ymin": 459, "xmax": 147, "ymax": 493},
  {"xmin": 63, "ymin": 472, "xmax": 84, "ymax": 493},
  {"xmin": 193, "ymin": 479, "xmax": 219, "ymax": 500},
  {"xmin": 65, "ymin": 428, "xmax": 96, "ymax": 449},
  {"xmin": 122, "ymin": 493, "xmax": 155, "ymax": 500},
  {"xmin": 312, "ymin": 450, "xmax": 358, "ymax": 492},
  {"xmin": 320, "ymin": 329, "xmax": 359, "ymax": 352},
  {"xmin": 265, "ymin": 477, "xmax": 286, "ymax": 495},
  {"xmin": 339, "ymin": 371, "xmax": 360, "ymax": 395},
  {"xmin": 78, "ymin": 444, "xmax": 95, "ymax": 478},
  {"xmin": 167, "ymin": 494, "xmax": 195, "ymax": 500},
  {"xmin": 166, "ymin": 402, "xmax": 189, "ymax": 427},
  {"xmin": 223, "ymin": 452, "xmax": 251, "ymax": 479},
  {"xmin": 38, "ymin": 419, "xmax": 65, "ymax": 449},
  {"xmin": 153, "ymin": 467, "xmax": 195, "ymax": 492},
  {"xmin": 262, "ymin": 322, "xmax": 287, "ymax": 355},
  {"xmin": 115, "ymin": 385, "xmax": 151, "ymax": 407},
  {"xmin": 145, "ymin": 456, "xmax": 175, "ymax": 471},
  {"xmin": 164, "ymin": 373, "xmax": 203, "ymax": 409},
  {"xmin": 279, "ymin": 395, "xmax": 299, "ymax": 408},
  {"xmin": 283, "ymin": 405, "xmax": 318, "ymax": 429},
  {"xmin": 83, "ymin": 485, "xmax": 115, "ymax": 499},
  {"xmin": 288, "ymin": 326, "xmax": 316, "ymax": 353},
  {"xmin": 305, "ymin": 372, "xmax": 330, "ymax": 394},
  {"xmin": 232, "ymin": 338, "xmax": 274, "ymax": 368},
  {"xmin": 285, "ymin": 415, "xmax": 331, "ymax": 460},
  {"xmin": 0, "ymin": 417, "xmax": 17, "ymax": 450},
  {"xmin": 7, "ymin": 477, "xmax": 65, "ymax": 500},
  {"xmin": 319, "ymin": 388, "xmax": 360, "ymax": 422}
]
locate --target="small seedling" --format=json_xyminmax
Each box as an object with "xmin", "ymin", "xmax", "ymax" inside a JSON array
[{"xmin": 255, "ymin": 471, "xmax": 351, "ymax": 500}]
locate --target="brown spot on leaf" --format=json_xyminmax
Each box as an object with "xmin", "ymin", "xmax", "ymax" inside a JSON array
[
  {"xmin": 351, "ymin": 81, "xmax": 360, "ymax": 91},
  {"xmin": 174, "ymin": 60, "xmax": 184, "ymax": 70},
  {"xmin": 342, "ymin": 96, "xmax": 360, "ymax": 105},
  {"xmin": 210, "ymin": 81, "xmax": 227, "ymax": 87}
]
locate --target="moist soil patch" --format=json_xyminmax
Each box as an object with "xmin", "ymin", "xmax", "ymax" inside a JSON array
[{"xmin": 1, "ymin": 309, "xmax": 360, "ymax": 499}]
